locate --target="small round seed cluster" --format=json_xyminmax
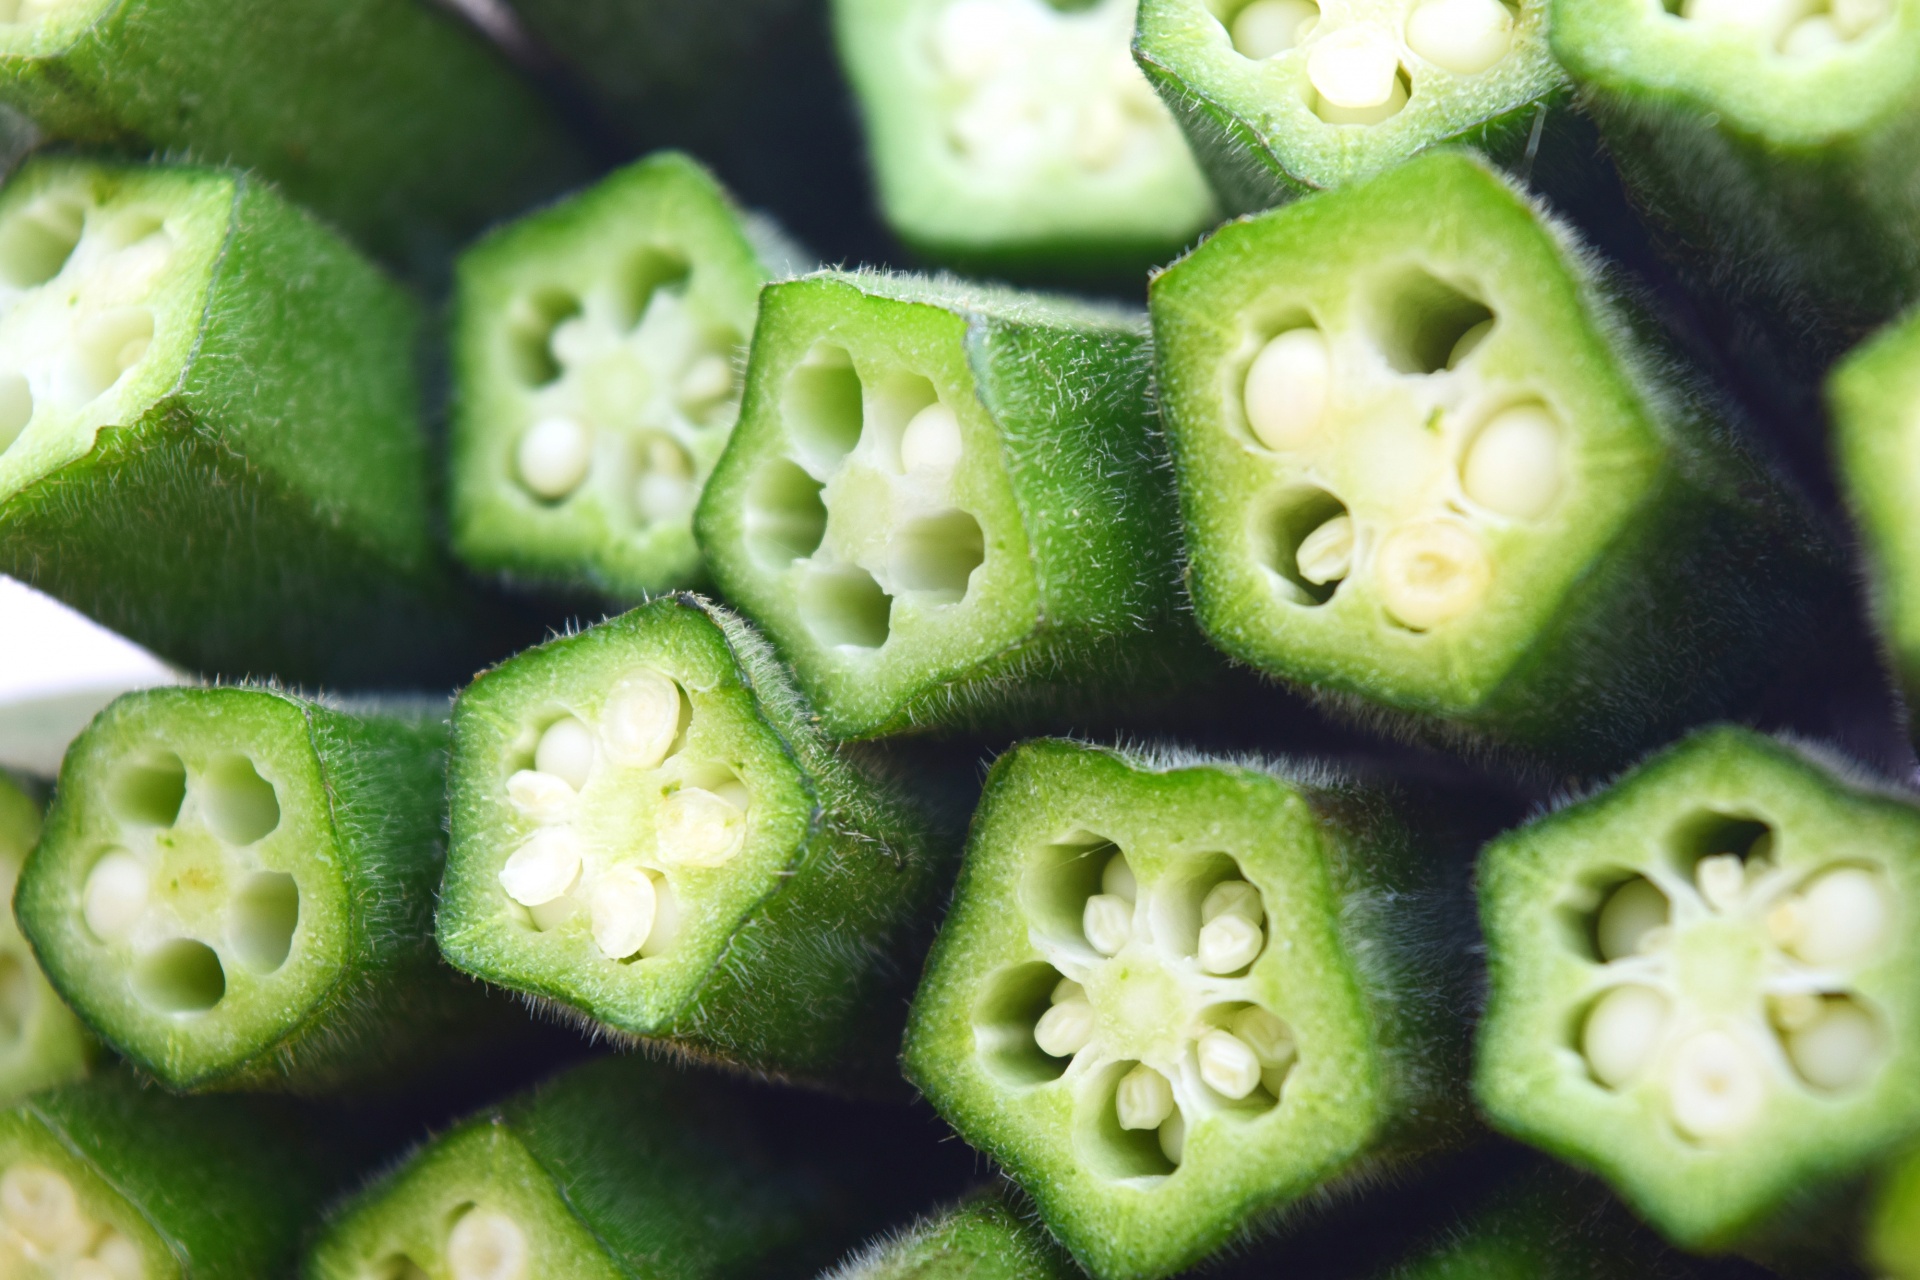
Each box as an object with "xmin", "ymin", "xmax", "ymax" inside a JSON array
[{"xmin": 0, "ymin": 1161, "xmax": 145, "ymax": 1280}]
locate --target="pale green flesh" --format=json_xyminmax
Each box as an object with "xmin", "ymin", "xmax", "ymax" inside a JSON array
[
  {"xmin": 0, "ymin": 0, "xmax": 109, "ymax": 58},
  {"xmin": 0, "ymin": 1109, "xmax": 174, "ymax": 1280},
  {"xmin": 0, "ymin": 778, "xmax": 92, "ymax": 1106}
]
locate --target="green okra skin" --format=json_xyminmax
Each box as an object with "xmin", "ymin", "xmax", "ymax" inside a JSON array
[
  {"xmin": 1475, "ymin": 726, "xmax": 1920, "ymax": 1255},
  {"xmin": 1549, "ymin": 0, "xmax": 1920, "ymax": 357},
  {"xmin": 695, "ymin": 271, "xmax": 1216, "ymax": 741},
  {"xmin": 1148, "ymin": 149, "xmax": 1842, "ymax": 774},
  {"xmin": 832, "ymin": 0, "xmax": 1218, "ymax": 278},
  {"xmin": 15, "ymin": 685, "xmax": 499, "ymax": 1093},
  {"xmin": 450, "ymin": 152, "xmax": 804, "ymax": 602},
  {"xmin": 0, "ymin": 773, "xmax": 93, "ymax": 1105},
  {"xmin": 821, "ymin": 1189, "xmax": 1080, "ymax": 1280},
  {"xmin": 0, "ymin": 1067, "xmax": 352, "ymax": 1279},
  {"xmin": 0, "ymin": 0, "xmax": 588, "ymax": 268},
  {"xmin": 436, "ymin": 593, "xmax": 956, "ymax": 1092},
  {"xmin": 903, "ymin": 738, "xmax": 1480, "ymax": 1280},
  {"xmin": 1872, "ymin": 1142, "xmax": 1920, "ymax": 1278},
  {"xmin": 1131, "ymin": 0, "xmax": 1572, "ymax": 215},
  {"xmin": 0, "ymin": 157, "xmax": 505, "ymax": 689}
]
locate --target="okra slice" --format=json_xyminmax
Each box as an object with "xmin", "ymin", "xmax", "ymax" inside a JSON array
[
  {"xmin": 16, "ymin": 685, "xmax": 495, "ymax": 1092},
  {"xmin": 695, "ymin": 271, "xmax": 1207, "ymax": 740},
  {"xmin": 0, "ymin": 0, "xmax": 586, "ymax": 266},
  {"xmin": 1475, "ymin": 726, "xmax": 1920, "ymax": 1253},
  {"xmin": 1148, "ymin": 150, "xmax": 1838, "ymax": 771},
  {"xmin": 1872, "ymin": 1141, "xmax": 1920, "ymax": 1278},
  {"xmin": 832, "ymin": 0, "xmax": 1218, "ymax": 276},
  {"xmin": 0, "ymin": 157, "xmax": 496, "ymax": 688},
  {"xmin": 825, "ymin": 1189, "xmax": 1079, "ymax": 1280},
  {"xmin": 437, "ymin": 594, "xmax": 954, "ymax": 1090},
  {"xmin": 451, "ymin": 153, "xmax": 803, "ymax": 600},
  {"xmin": 1132, "ymin": 0, "xmax": 1569, "ymax": 213},
  {"xmin": 904, "ymin": 739, "xmax": 1476, "ymax": 1280},
  {"xmin": 0, "ymin": 774, "xmax": 92, "ymax": 1105}
]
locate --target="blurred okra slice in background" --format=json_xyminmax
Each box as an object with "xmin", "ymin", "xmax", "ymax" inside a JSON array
[
  {"xmin": 1132, "ymin": 0, "xmax": 1570, "ymax": 213},
  {"xmin": 1149, "ymin": 150, "xmax": 1840, "ymax": 773},
  {"xmin": 0, "ymin": 157, "xmax": 509, "ymax": 688},
  {"xmin": 695, "ymin": 271, "xmax": 1215, "ymax": 740},
  {"xmin": 16, "ymin": 686, "xmax": 502, "ymax": 1092},
  {"xmin": 0, "ymin": 0, "xmax": 587, "ymax": 268},
  {"xmin": 1872, "ymin": 1139, "xmax": 1920, "ymax": 1278},
  {"xmin": 451, "ymin": 153, "xmax": 803, "ymax": 601},
  {"xmin": 832, "ymin": 0, "xmax": 1217, "ymax": 278},
  {"xmin": 1475, "ymin": 726, "xmax": 1920, "ymax": 1255},
  {"xmin": 904, "ymin": 739, "xmax": 1479, "ymax": 1280},
  {"xmin": 0, "ymin": 773, "xmax": 92, "ymax": 1105},
  {"xmin": 437, "ymin": 594, "xmax": 956, "ymax": 1091},
  {"xmin": 824, "ymin": 1188, "xmax": 1080, "ymax": 1280}
]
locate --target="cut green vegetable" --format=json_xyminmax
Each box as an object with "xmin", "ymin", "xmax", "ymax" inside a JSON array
[
  {"xmin": 0, "ymin": 0, "xmax": 587, "ymax": 267},
  {"xmin": 904, "ymin": 738, "xmax": 1477, "ymax": 1280},
  {"xmin": 832, "ymin": 0, "xmax": 1217, "ymax": 276},
  {"xmin": 0, "ymin": 773, "xmax": 92, "ymax": 1105},
  {"xmin": 437, "ymin": 594, "xmax": 955, "ymax": 1091},
  {"xmin": 451, "ymin": 152, "xmax": 802, "ymax": 600},
  {"xmin": 695, "ymin": 271, "xmax": 1212, "ymax": 740},
  {"xmin": 1132, "ymin": 0, "xmax": 1571, "ymax": 213},
  {"xmin": 0, "ymin": 156, "xmax": 500, "ymax": 688},
  {"xmin": 1149, "ymin": 150, "xmax": 1839, "ymax": 771},
  {"xmin": 16, "ymin": 685, "xmax": 498, "ymax": 1092},
  {"xmin": 823, "ymin": 1189, "xmax": 1079, "ymax": 1280},
  {"xmin": 1871, "ymin": 1139, "xmax": 1920, "ymax": 1279},
  {"xmin": 1475, "ymin": 725, "xmax": 1920, "ymax": 1253}
]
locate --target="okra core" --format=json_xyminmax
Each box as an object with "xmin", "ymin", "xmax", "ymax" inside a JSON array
[
  {"xmin": 0, "ymin": 1161, "xmax": 144, "ymax": 1279},
  {"xmin": 1670, "ymin": 0, "xmax": 1893, "ymax": 59}
]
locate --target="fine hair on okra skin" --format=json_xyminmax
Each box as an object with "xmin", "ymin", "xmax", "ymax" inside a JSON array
[
  {"xmin": 0, "ymin": 772, "xmax": 93, "ymax": 1106},
  {"xmin": 1475, "ymin": 725, "xmax": 1920, "ymax": 1258},
  {"xmin": 451, "ymin": 152, "xmax": 806, "ymax": 602},
  {"xmin": 903, "ymin": 738, "xmax": 1483, "ymax": 1280},
  {"xmin": 14, "ymin": 685, "xmax": 507, "ymax": 1094},
  {"xmin": 818, "ymin": 1187, "xmax": 1081, "ymax": 1280},
  {"xmin": 436, "ymin": 593, "xmax": 958, "ymax": 1092},
  {"xmin": 1148, "ymin": 148, "xmax": 1845, "ymax": 776}
]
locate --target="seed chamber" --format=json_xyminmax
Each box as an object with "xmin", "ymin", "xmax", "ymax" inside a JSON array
[
  {"xmin": 0, "ymin": 1160, "xmax": 145, "ymax": 1280},
  {"xmin": 1664, "ymin": 0, "xmax": 1894, "ymax": 58}
]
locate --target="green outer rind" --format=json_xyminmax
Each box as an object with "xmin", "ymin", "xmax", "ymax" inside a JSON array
[
  {"xmin": 903, "ymin": 739, "xmax": 1477, "ymax": 1280},
  {"xmin": 696, "ymin": 270, "xmax": 1219, "ymax": 740},
  {"xmin": 1872, "ymin": 1141, "xmax": 1920, "ymax": 1279},
  {"xmin": 822, "ymin": 1188, "xmax": 1080, "ymax": 1280},
  {"xmin": 1473, "ymin": 726, "xmax": 1920, "ymax": 1251},
  {"xmin": 1148, "ymin": 149, "xmax": 1840, "ymax": 773},
  {"xmin": 0, "ymin": 772, "xmax": 94, "ymax": 1104},
  {"xmin": 437, "ymin": 594, "xmax": 956, "ymax": 1093},
  {"xmin": 0, "ymin": 0, "xmax": 588, "ymax": 266},
  {"xmin": 18, "ymin": 685, "xmax": 499, "ymax": 1092}
]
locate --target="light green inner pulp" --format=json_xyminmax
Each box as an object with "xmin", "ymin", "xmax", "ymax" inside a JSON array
[
  {"xmin": 0, "ymin": 0, "xmax": 107, "ymax": 56},
  {"xmin": 0, "ymin": 1111, "xmax": 172, "ymax": 1280},
  {"xmin": 0, "ymin": 163, "xmax": 225, "ymax": 501}
]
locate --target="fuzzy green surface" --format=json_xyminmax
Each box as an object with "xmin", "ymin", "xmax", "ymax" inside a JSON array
[
  {"xmin": 439, "ymin": 595, "xmax": 950, "ymax": 1090},
  {"xmin": 1873, "ymin": 1141, "xmax": 1920, "ymax": 1279},
  {"xmin": 1149, "ymin": 150, "xmax": 1836, "ymax": 770},
  {"xmin": 696, "ymin": 271, "xmax": 1208, "ymax": 740},
  {"xmin": 0, "ymin": 773, "xmax": 93, "ymax": 1105},
  {"xmin": 0, "ymin": 157, "xmax": 492, "ymax": 687},
  {"xmin": 1133, "ymin": 0, "xmax": 1567, "ymax": 212},
  {"xmin": 825, "ymin": 1190, "xmax": 1079, "ymax": 1280},
  {"xmin": 904, "ymin": 739, "xmax": 1473, "ymax": 1280},
  {"xmin": 1474, "ymin": 726, "xmax": 1920, "ymax": 1251},
  {"xmin": 0, "ymin": 0, "xmax": 586, "ymax": 265},
  {"xmin": 18, "ymin": 686, "xmax": 490, "ymax": 1092},
  {"xmin": 451, "ymin": 152, "xmax": 784, "ymax": 599}
]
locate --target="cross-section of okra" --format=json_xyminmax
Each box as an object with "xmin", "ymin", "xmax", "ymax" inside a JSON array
[
  {"xmin": 308, "ymin": 1054, "xmax": 878, "ymax": 1280},
  {"xmin": 1148, "ymin": 150, "xmax": 1839, "ymax": 772},
  {"xmin": 3, "ymin": 1068, "xmax": 350, "ymax": 1279},
  {"xmin": 437, "ymin": 594, "xmax": 955, "ymax": 1090},
  {"xmin": 0, "ymin": 774, "xmax": 92, "ymax": 1105},
  {"xmin": 904, "ymin": 739, "xmax": 1477, "ymax": 1280},
  {"xmin": 1132, "ymin": 0, "xmax": 1570, "ymax": 213},
  {"xmin": 822, "ymin": 1189, "xmax": 1079, "ymax": 1280},
  {"xmin": 0, "ymin": 157, "xmax": 504, "ymax": 688},
  {"xmin": 0, "ymin": 0, "xmax": 587, "ymax": 267},
  {"xmin": 832, "ymin": 0, "xmax": 1217, "ymax": 277},
  {"xmin": 1475, "ymin": 725, "xmax": 1920, "ymax": 1253},
  {"xmin": 695, "ymin": 272, "xmax": 1212, "ymax": 740},
  {"xmin": 1550, "ymin": 0, "xmax": 1920, "ymax": 351},
  {"xmin": 15, "ymin": 686, "xmax": 499, "ymax": 1092},
  {"xmin": 451, "ymin": 153, "xmax": 805, "ymax": 600}
]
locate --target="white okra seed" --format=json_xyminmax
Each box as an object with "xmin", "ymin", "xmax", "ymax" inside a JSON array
[
  {"xmin": 1230, "ymin": 0, "xmax": 1319, "ymax": 59},
  {"xmin": 1461, "ymin": 404, "xmax": 1563, "ymax": 520},
  {"xmin": 533, "ymin": 717, "xmax": 594, "ymax": 791},
  {"xmin": 447, "ymin": 1207, "xmax": 530, "ymax": 1280},
  {"xmin": 506, "ymin": 770, "xmax": 575, "ymax": 823},
  {"xmin": 0, "ymin": 1163, "xmax": 88, "ymax": 1253},
  {"xmin": 588, "ymin": 865, "xmax": 658, "ymax": 960},
  {"xmin": 678, "ymin": 354, "xmax": 735, "ymax": 407},
  {"xmin": 1084, "ymin": 893, "xmax": 1134, "ymax": 956},
  {"xmin": 1295, "ymin": 514, "xmax": 1354, "ymax": 586},
  {"xmin": 498, "ymin": 827, "xmax": 583, "ymax": 907},
  {"xmin": 1158, "ymin": 1109, "xmax": 1186, "ymax": 1163},
  {"xmin": 1053, "ymin": 977, "xmax": 1086, "ymax": 1004},
  {"xmin": 1781, "ymin": 14, "xmax": 1842, "ymax": 53},
  {"xmin": 1669, "ymin": 1029, "xmax": 1766, "ymax": 1140},
  {"xmin": 1681, "ymin": 0, "xmax": 1811, "ymax": 41},
  {"xmin": 641, "ymin": 876, "xmax": 683, "ymax": 957},
  {"xmin": 1034, "ymin": 999, "xmax": 1097, "ymax": 1057},
  {"xmin": 1834, "ymin": 0, "xmax": 1892, "ymax": 36},
  {"xmin": 94, "ymin": 1233, "xmax": 143, "ymax": 1280},
  {"xmin": 1199, "ymin": 913, "xmax": 1265, "ymax": 973},
  {"xmin": 1595, "ymin": 877, "xmax": 1668, "ymax": 961},
  {"xmin": 1231, "ymin": 1006, "xmax": 1295, "ymax": 1066},
  {"xmin": 931, "ymin": 0, "xmax": 1015, "ymax": 82},
  {"xmin": 1116, "ymin": 1064, "xmax": 1175, "ymax": 1130},
  {"xmin": 1448, "ymin": 319, "xmax": 1494, "ymax": 368},
  {"xmin": 1101, "ymin": 852, "xmax": 1137, "ymax": 900},
  {"xmin": 0, "ymin": 371, "xmax": 30, "ymax": 451},
  {"xmin": 1785, "ymin": 997, "xmax": 1883, "ymax": 1090},
  {"xmin": 82, "ymin": 850, "xmax": 149, "ymax": 941},
  {"xmin": 1072, "ymin": 97, "xmax": 1129, "ymax": 172},
  {"xmin": 1243, "ymin": 329, "xmax": 1330, "ymax": 451},
  {"xmin": 1375, "ymin": 521, "xmax": 1491, "ymax": 629},
  {"xmin": 1307, "ymin": 29, "xmax": 1401, "ymax": 108},
  {"xmin": 1695, "ymin": 854, "xmax": 1747, "ymax": 913},
  {"xmin": 1201, "ymin": 880, "xmax": 1261, "ymax": 924},
  {"xmin": 1404, "ymin": 0, "xmax": 1513, "ymax": 75},
  {"xmin": 516, "ymin": 417, "xmax": 593, "ymax": 501},
  {"xmin": 1581, "ymin": 984, "xmax": 1669, "ymax": 1088},
  {"xmin": 1771, "ymin": 991, "xmax": 1823, "ymax": 1031},
  {"xmin": 901, "ymin": 402, "xmax": 964, "ymax": 474},
  {"xmin": 1777, "ymin": 867, "xmax": 1891, "ymax": 968},
  {"xmin": 1198, "ymin": 1029, "xmax": 1264, "ymax": 1099},
  {"xmin": 656, "ymin": 787, "xmax": 747, "ymax": 867},
  {"xmin": 601, "ymin": 670, "xmax": 684, "ymax": 770}
]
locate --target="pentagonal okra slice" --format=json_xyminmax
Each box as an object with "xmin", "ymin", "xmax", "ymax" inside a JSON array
[
  {"xmin": 832, "ymin": 0, "xmax": 1216, "ymax": 276},
  {"xmin": 0, "ymin": 774, "xmax": 93, "ymax": 1106},
  {"xmin": 451, "ymin": 152, "xmax": 804, "ymax": 600},
  {"xmin": 1475, "ymin": 725, "xmax": 1920, "ymax": 1253},
  {"xmin": 827, "ymin": 1188, "xmax": 1081, "ymax": 1280},
  {"xmin": 437, "ymin": 594, "xmax": 953, "ymax": 1089},
  {"xmin": 16, "ymin": 686, "xmax": 493, "ymax": 1092},
  {"xmin": 905, "ymin": 739, "xmax": 1476, "ymax": 1280},
  {"xmin": 1148, "ymin": 149, "xmax": 1837, "ymax": 771},
  {"xmin": 1132, "ymin": 0, "xmax": 1568, "ymax": 211},
  {"xmin": 695, "ymin": 271, "xmax": 1205, "ymax": 739}
]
